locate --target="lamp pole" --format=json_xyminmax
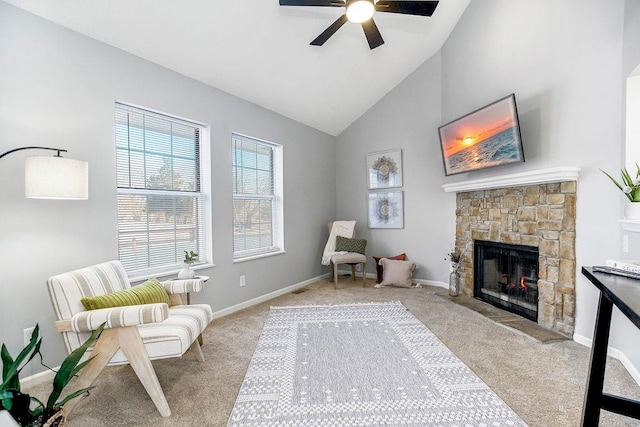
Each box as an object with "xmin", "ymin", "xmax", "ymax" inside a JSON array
[{"xmin": 0, "ymin": 146, "xmax": 68, "ymax": 159}]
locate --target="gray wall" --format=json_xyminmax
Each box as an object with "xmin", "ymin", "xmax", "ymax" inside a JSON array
[
  {"xmin": 0, "ymin": 2, "xmax": 336, "ymax": 372},
  {"xmin": 336, "ymin": 53, "xmax": 453, "ymax": 283},
  {"xmin": 337, "ymin": 0, "xmax": 640, "ymax": 377}
]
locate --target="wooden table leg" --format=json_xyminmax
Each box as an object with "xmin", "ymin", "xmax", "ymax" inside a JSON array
[{"xmin": 581, "ymin": 293, "xmax": 614, "ymax": 427}]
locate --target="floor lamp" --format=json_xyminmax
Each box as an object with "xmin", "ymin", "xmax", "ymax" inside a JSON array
[{"xmin": 0, "ymin": 146, "xmax": 88, "ymax": 200}]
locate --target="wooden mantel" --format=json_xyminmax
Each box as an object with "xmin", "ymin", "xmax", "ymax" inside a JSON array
[{"xmin": 442, "ymin": 167, "xmax": 582, "ymax": 193}]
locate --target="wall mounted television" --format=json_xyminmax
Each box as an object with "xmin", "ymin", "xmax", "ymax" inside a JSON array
[{"xmin": 438, "ymin": 94, "xmax": 525, "ymax": 176}]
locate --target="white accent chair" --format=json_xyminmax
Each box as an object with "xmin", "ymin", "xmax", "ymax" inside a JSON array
[
  {"xmin": 47, "ymin": 261, "xmax": 213, "ymax": 417},
  {"xmin": 327, "ymin": 222, "xmax": 367, "ymax": 288}
]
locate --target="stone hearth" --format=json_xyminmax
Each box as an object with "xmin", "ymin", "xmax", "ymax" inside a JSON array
[{"xmin": 454, "ymin": 181, "xmax": 577, "ymax": 335}]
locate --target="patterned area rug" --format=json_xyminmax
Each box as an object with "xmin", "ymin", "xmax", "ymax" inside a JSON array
[{"xmin": 228, "ymin": 302, "xmax": 528, "ymax": 426}]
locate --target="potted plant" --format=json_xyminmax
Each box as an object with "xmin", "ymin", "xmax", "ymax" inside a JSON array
[
  {"xmin": 178, "ymin": 250, "xmax": 198, "ymax": 279},
  {"xmin": 601, "ymin": 163, "xmax": 640, "ymax": 219},
  {"xmin": 1, "ymin": 323, "xmax": 104, "ymax": 426}
]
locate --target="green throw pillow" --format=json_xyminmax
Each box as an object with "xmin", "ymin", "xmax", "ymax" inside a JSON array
[
  {"xmin": 81, "ymin": 278, "xmax": 171, "ymax": 310},
  {"xmin": 335, "ymin": 236, "xmax": 367, "ymax": 255}
]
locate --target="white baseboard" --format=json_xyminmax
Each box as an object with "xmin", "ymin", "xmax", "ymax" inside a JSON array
[
  {"xmin": 573, "ymin": 333, "xmax": 640, "ymax": 386},
  {"xmin": 210, "ymin": 273, "xmax": 330, "ymax": 320},
  {"xmin": 413, "ymin": 278, "xmax": 448, "ymax": 289},
  {"xmin": 336, "ymin": 268, "xmax": 449, "ymax": 290},
  {"xmin": 618, "ymin": 349, "xmax": 640, "ymax": 385},
  {"xmin": 20, "ymin": 365, "xmax": 57, "ymax": 389}
]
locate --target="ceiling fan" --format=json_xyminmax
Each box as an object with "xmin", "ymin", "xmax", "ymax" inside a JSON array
[{"xmin": 279, "ymin": 0, "xmax": 439, "ymax": 50}]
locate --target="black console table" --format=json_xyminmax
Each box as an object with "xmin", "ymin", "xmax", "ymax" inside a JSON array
[{"xmin": 581, "ymin": 267, "xmax": 640, "ymax": 426}]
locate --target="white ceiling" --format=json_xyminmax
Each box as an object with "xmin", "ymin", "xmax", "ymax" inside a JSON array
[{"xmin": 5, "ymin": 0, "xmax": 469, "ymax": 136}]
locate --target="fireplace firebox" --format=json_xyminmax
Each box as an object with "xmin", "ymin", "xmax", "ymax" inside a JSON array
[{"xmin": 474, "ymin": 241, "xmax": 539, "ymax": 322}]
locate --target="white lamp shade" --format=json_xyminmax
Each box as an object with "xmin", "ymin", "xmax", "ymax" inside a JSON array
[{"xmin": 25, "ymin": 156, "xmax": 89, "ymax": 200}]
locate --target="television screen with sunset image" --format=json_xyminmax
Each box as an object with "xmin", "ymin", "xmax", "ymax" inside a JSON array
[{"xmin": 438, "ymin": 94, "xmax": 524, "ymax": 176}]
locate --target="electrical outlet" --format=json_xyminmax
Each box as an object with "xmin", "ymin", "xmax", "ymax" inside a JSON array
[
  {"xmin": 23, "ymin": 327, "xmax": 35, "ymax": 347},
  {"xmin": 240, "ymin": 275, "xmax": 246, "ymax": 287}
]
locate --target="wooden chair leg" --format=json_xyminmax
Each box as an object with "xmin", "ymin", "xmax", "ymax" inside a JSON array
[
  {"xmin": 189, "ymin": 338, "xmax": 205, "ymax": 362},
  {"xmin": 329, "ymin": 263, "xmax": 335, "ymax": 282},
  {"xmin": 169, "ymin": 294, "xmax": 183, "ymax": 306},
  {"xmin": 118, "ymin": 327, "xmax": 171, "ymax": 417},
  {"xmin": 351, "ymin": 265, "xmax": 356, "ymax": 281},
  {"xmin": 362, "ymin": 262, "xmax": 366, "ymax": 286},
  {"xmin": 63, "ymin": 328, "xmax": 122, "ymax": 415},
  {"xmin": 334, "ymin": 263, "xmax": 340, "ymax": 289}
]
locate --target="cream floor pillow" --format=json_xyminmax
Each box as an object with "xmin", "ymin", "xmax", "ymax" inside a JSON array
[{"xmin": 377, "ymin": 258, "xmax": 416, "ymax": 288}]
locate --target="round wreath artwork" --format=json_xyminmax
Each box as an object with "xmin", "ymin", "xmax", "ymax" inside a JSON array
[
  {"xmin": 372, "ymin": 155, "xmax": 398, "ymax": 185},
  {"xmin": 375, "ymin": 196, "xmax": 399, "ymax": 223}
]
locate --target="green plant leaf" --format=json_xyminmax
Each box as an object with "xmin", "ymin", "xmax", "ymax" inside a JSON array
[
  {"xmin": 1, "ymin": 324, "xmax": 41, "ymax": 391},
  {"xmin": 45, "ymin": 323, "xmax": 104, "ymax": 414},
  {"xmin": 1, "ymin": 344, "xmax": 16, "ymax": 389},
  {"xmin": 621, "ymin": 168, "xmax": 633, "ymax": 186},
  {"xmin": 601, "ymin": 169, "xmax": 633, "ymax": 202},
  {"xmin": 1, "ymin": 396, "xmax": 12, "ymax": 410},
  {"xmin": 52, "ymin": 386, "xmax": 94, "ymax": 409}
]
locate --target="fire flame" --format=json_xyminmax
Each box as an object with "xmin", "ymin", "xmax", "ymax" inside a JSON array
[{"xmin": 510, "ymin": 277, "xmax": 528, "ymax": 290}]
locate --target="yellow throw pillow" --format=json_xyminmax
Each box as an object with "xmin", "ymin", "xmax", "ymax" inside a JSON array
[{"xmin": 81, "ymin": 278, "xmax": 171, "ymax": 310}]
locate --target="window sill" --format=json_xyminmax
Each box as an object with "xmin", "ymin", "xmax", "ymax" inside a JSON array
[
  {"xmin": 129, "ymin": 263, "xmax": 215, "ymax": 284},
  {"xmin": 234, "ymin": 250, "xmax": 286, "ymax": 264}
]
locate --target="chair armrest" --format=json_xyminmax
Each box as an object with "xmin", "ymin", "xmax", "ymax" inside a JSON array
[
  {"xmin": 65, "ymin": 303, "xmax": 169, "ymax": 332},
  {"xmin": 161, "ymin": 278, "xmax": 204, "ymax": 294}
]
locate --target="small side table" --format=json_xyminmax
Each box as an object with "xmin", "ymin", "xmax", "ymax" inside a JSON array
[{"xmin": 580, "ymin": 267, "xmax": 640, "ymax": 426}]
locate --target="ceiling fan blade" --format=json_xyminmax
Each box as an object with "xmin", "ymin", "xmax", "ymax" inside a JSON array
[
  {"xmin": 361, "ymin": 18, "xmax": 384, "ymax": 49},
  {"xmin": 375, "ymin": 0, "xmax": 438, "ymax": 16},
  {"xmin": 310, "ymin": 14, "xmax": 349, "ymax": 46},
  {"xmin": 279, "ymin": 0, "xmax": 344, "ymax": 7}
]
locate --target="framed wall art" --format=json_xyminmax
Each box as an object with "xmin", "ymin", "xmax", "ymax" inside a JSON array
[
  {"xmin": 368, "ymin": 190, "xmax": 404, "ymax": 229},
  {"xmin": 366, "ymin": 149, "xmax": 403, "ymax": 189}
]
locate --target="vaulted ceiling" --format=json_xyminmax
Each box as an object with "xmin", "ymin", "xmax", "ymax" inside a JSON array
[{"xmin": 5, "ymin": 0, "xmax": 469, "ymax": 135}]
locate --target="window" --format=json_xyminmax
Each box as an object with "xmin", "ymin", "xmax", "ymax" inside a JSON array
[
  {"xmin": 232, "ymin": 133, "xmax": 283, "ymax": 260},
  {"xmin": 115, "ymin": 103, "xmax": 210, "ymax": 275}
]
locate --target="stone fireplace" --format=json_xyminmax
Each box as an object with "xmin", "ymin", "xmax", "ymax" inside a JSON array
[{"xmin": 453, "ymin": 180, "xmax": 577, "ymax": 335}]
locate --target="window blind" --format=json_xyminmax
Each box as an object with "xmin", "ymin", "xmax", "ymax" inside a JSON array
[
  {"xmin": 116, "ymin": 103, "xmax": 207, "ymax": 274},
  {"xmin": 232, "ymin": 134, "xmax": 281, "ymax": 258}
]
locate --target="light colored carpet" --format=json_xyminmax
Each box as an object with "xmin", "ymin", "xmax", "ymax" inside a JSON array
[
  {"xmin": 228, "ymin": 302, "xmax": 526, "ymax": 426},
  {"xmin": 25, "ymin": 279, "xmax": 640, "ymax": 426}
]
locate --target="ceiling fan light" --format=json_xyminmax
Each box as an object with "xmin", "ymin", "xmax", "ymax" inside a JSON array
[{"xmin": 346, "ymin": 0, "xmax": 375, "ymax": 24}]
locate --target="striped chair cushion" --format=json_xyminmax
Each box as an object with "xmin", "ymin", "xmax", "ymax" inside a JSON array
[
  {"xmin": 162, "ymin": 278, "xmax": 204, "ymax": 294},
  {"xmin": 63, "ymin": 304, "xmax": 214, "ymax": 365},
  {"xmin": 107, "ymin": 304, "xmax": 213, "ymax": 365},
  {"xmin": 71, "ymin": 303, "xmax": 169, "ymax": 332}
]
